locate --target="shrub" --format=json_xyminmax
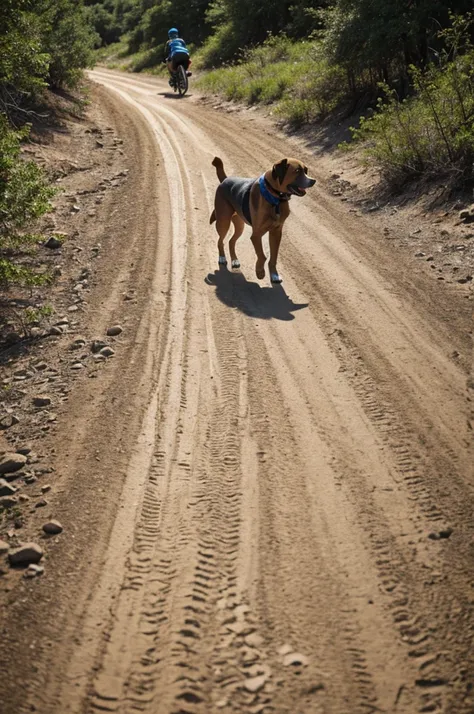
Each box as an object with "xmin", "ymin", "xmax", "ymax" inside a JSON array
[
  {"xmin": 350, "ymin": 48, "xmax": 474, "ymax": 186},
  {"xmin": 0, "ymin": 114, "xmax": 55, "ymax": 286}
]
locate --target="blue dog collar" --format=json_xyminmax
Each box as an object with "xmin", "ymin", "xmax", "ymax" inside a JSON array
[{"xmin": 258, "ymin": 175, "xmax": 289, "ymax": 215}]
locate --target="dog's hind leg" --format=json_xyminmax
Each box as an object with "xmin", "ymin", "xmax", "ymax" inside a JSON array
[
  {"xmin": 215, "ymin": 201, "xmax": 234, "ymax": 265},
  {"xmin": 229, "ymin": 215, "xmax": 245, "ymax": 269}
]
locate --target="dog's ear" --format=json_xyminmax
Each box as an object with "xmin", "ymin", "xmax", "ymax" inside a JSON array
[{"xmin": 272, "ymin": 158, "xmax": 289, "ymax": 185}]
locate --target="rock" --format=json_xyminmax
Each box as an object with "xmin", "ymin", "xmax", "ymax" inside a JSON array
[
  {"xmin": 33, "ymin": 396, "xmax": 52, "ymax": 408},
  {"xmin": 245, "ymin": 632, "xmax": 264, "ymax": 648},
  {"xmin": 5, "ymin": 331, "xmax": 21, "ymax": 345},
  {"xmin": 282, "ymin": 652, "xmax": 309, "ymax": 667},
  {"xmin": 96, "ymin": 140, "xmax": 104, "ymax": 148},
  {"xmin": 70, "ymin": 337, "xmax": 87, "ymax": 350},
  {"xmin": 0, "ymin": 414, "xmax": 19, "ymax": 430},
  {"xmin": 415, "ymin": 252, "xmax": 425, "ymax": 258},
  {"xmin": 70, "ymin": 362, "xmax": 84, "ymax": 370},
  {"xmin": 99, "ymin": 346, "xmax": 115, "ymax": 358},
  {"xmin": 277, "ymin": 643, "xmax": 294, "ymax": 656},
  {"xmin": 42, "ymin": 519, "xmax": 63, "ymax": 535},
  {"xmin": 91, "ymin": 340, "xmax": 108, "ymax": 353},
  {"xmin": 0, "ymin": 496, "xmax": 18, "ymax": 508},
  {"xmin": 41, "ymin": 485, "xmax": 52, "ymax": 494},
  {"xmin": 49, "ymin": 326, "xmax": 63, "ymax": 336},
  {"xmin": 243, "ymin": 675, "xmax": 267, "ymax": 693},
  {"xmin": 8, "ymin": 543, "xmax": 43, "ymax": 566},
  {"xmin": 0, "ymin": 539, "xmax": 9, "ymax": 555},
  {"xmin": 459, "ymin": 208, "xmax": 474, "ymax": 222},
  {"xmin": 106, "ymin": 325, "xmax": 123, "ymax": 337},
  {"xmin": 35, "ymin": 499, "xmax": 48, "ymax": 508},
  {"xmin": 24, "ymin": 563, "xmax": 44, "ymax": 578},
  {"xmin": 429, "ymin": 527, "xmax": 453, "ymax": 540},
  {"xmin": 0, "ymin": 453, "xmax": 27, "ymax": 475},
  {"xmin": 44, "ymin": 236, "xmax": 62, "ymax": 249}
]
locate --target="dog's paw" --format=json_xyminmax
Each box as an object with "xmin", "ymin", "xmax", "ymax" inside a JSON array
[
  {"xmin": 231, "ymin": 259, "xmax": 240, "ymax": 269},
  {"xmin": 270, "ymin": 272, "xmax": 283, "ymax": 284},
  {"xmin": 218, "ymin": 256, "xmax": 227, "ymax": 265}
]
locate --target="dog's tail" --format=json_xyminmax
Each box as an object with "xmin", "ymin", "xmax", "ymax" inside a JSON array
[
  {"xmin": 209, "ymin": 209, "xmax": 216, "ymax": 225},
  {"xmin": 212, "ymin": 156, "xmax": 227, "ymax": 183}
]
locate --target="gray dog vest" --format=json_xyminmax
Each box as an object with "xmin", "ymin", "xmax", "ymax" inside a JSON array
[{"xmin": 220, "ymin": 177, "xmax": 255, "ymax": 225}]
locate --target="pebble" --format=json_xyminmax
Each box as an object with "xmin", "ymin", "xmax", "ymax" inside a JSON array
[
  {"xmin": 33, "ymin": 396, "xmax": 52, "ymax": 408},
  {"xmin": 8, "ymin": 543, "xmax": 43, "ymax": 566},
  {"xmin": 49, "ymin": 326, "xmax": 63, "ymax": 336},
  {"xmin": 91, "ymin": 340, "xmax": 108, "ymax": 353},
  {"xmin": 429, "ymin": 527, "xmax": 453, "ymax": 540},
  {"xmin": 24, "ymin": 563, "xmax": 44, "ymax": 578},
  {"xmin": 99, "ymin": 346, "xmax": 115, "ymax": 358},
  {"xmin": 245, "ymin": 632, "xmax": 264, "ymax": 648},
  {"xmin": 243, "ymin": 675, "xmax": 267, "ymax": 693},
  {"xmin": 0, "ymin": 496, "xmax": 18, "ymax": 508},
  {"xmin": 5, "ymin": 332, "xmax": 21, "ymax": 344},
  {"xmin": 282, "ymin": 652, "xmax": 309, "ymax": 667},
  {"xmin": 106, "ymin": 325, "xmax": 123, "ymax": 337},
  {"xmin": 42, "ymin": 520, "xmax": 63, "ymax": 535},
  {"xmin": 70, "ymin": 337, "xmax": 87, "ymax": 350},
  {"xmin": 0, "ymin": 453, "xmax": 27, "ymax": 475},
  {"xmin": 0, "ymin": 479, "xmax": 18, "ymax": 497},
  {"xmin": 0, "ymin": 414, "xmax": 19, "ymax": 430},
  {"xmin": 44, "ymin": 236, "xmax": 62, "ymax": 250}
]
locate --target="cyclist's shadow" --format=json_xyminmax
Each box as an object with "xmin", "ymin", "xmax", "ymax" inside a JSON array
[
  {"xmin": 204, "ymin": 265, "xmax": 308, "ymax": 321},
  {"xmin": 158, "ymin": 92, "xmax": 192, "ymax": 99}
]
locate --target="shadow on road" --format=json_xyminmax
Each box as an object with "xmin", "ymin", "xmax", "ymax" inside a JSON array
[
  {"xmin": 205, "ymin": 265, "xmax": 308, "ymax": 321},
  {"xmin": 157, "ymin": 92, "xmax": 193, "ymax": 100}
]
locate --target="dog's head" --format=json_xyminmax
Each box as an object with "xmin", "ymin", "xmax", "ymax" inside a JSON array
[{"xmin": 270, "ymin": 158, "xmax": 316, "ymax": 197}]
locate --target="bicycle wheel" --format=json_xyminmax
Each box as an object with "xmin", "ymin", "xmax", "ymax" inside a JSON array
[{"xmin": 177, "ymin": 64, "xmax": 188, "ymax": 96}]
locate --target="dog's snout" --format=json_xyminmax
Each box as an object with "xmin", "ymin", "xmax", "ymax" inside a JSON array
[{"xmin": 296, "ymin": 174, "xmax": 316, "ymax": 189}]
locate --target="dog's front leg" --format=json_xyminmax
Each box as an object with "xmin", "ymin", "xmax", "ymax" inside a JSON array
[
  {"xmin": 250, "ymin": 232, "xmax": 266, "ymax": 279},
  {"xmin": 268, "ymin": 227, "xmax": 283, "ymax": 283}
]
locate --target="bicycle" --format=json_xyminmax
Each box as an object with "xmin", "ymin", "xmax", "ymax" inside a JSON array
[{"xmin": 169, "ymin": 60, "xmax": 191, "ymax": 96}]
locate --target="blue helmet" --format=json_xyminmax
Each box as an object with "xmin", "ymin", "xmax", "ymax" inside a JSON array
[{"xmin": 168, "ymin": 28, "xmax": 179, "ymax": 38}]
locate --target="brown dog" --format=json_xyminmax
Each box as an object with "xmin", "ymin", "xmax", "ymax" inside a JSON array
[{"xmin": 210, "ymin": 156, "xmax": 315, "ymax": 283}]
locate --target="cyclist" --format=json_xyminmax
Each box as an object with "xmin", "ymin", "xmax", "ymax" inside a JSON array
[{"xmin": 164, "ymin": 28, "xmax": 191, "ymax": 87}]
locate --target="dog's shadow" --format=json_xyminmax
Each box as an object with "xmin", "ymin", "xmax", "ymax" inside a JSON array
[{"xmin": 205, "ymin": 266, "xmax": 308, "ymax": 321}]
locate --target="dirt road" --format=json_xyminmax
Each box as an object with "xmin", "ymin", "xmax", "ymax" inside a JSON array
[{"xmin": 1, "ymin": 69, "xmax": 473, "ymax": 714}]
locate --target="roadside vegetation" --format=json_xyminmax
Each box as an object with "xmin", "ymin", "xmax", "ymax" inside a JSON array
[{"xmin": 0, "ymin": 0, "xmax": 96, "ymax": 289}]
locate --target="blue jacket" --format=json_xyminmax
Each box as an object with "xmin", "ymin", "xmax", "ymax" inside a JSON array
[{"xmin": 165, "ymin": 38, "xmax": 189, "ymax": 59}]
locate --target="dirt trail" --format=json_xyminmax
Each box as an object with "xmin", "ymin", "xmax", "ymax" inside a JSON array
[{"xmin": 1, "ymin": 70, "xmax": 473, "ymax": 714}]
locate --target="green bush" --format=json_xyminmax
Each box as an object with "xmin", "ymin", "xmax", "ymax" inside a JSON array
[
  {"xmin": 350, "ymin": 47, "xmax": 474, "ymax": 185},
  {"xmin": 0, "ymin": 114, "xmax": 55, "ymax": 286}
]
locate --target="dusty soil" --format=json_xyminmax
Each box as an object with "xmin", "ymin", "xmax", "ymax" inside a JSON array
[{"xmin": 0, "ymin": 69, "xmax": 473, "ymax": 714}]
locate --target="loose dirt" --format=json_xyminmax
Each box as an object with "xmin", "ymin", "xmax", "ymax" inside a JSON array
[{"xmin": 0, "ymin": 70, "xmax": 473, "ymax": 714}]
